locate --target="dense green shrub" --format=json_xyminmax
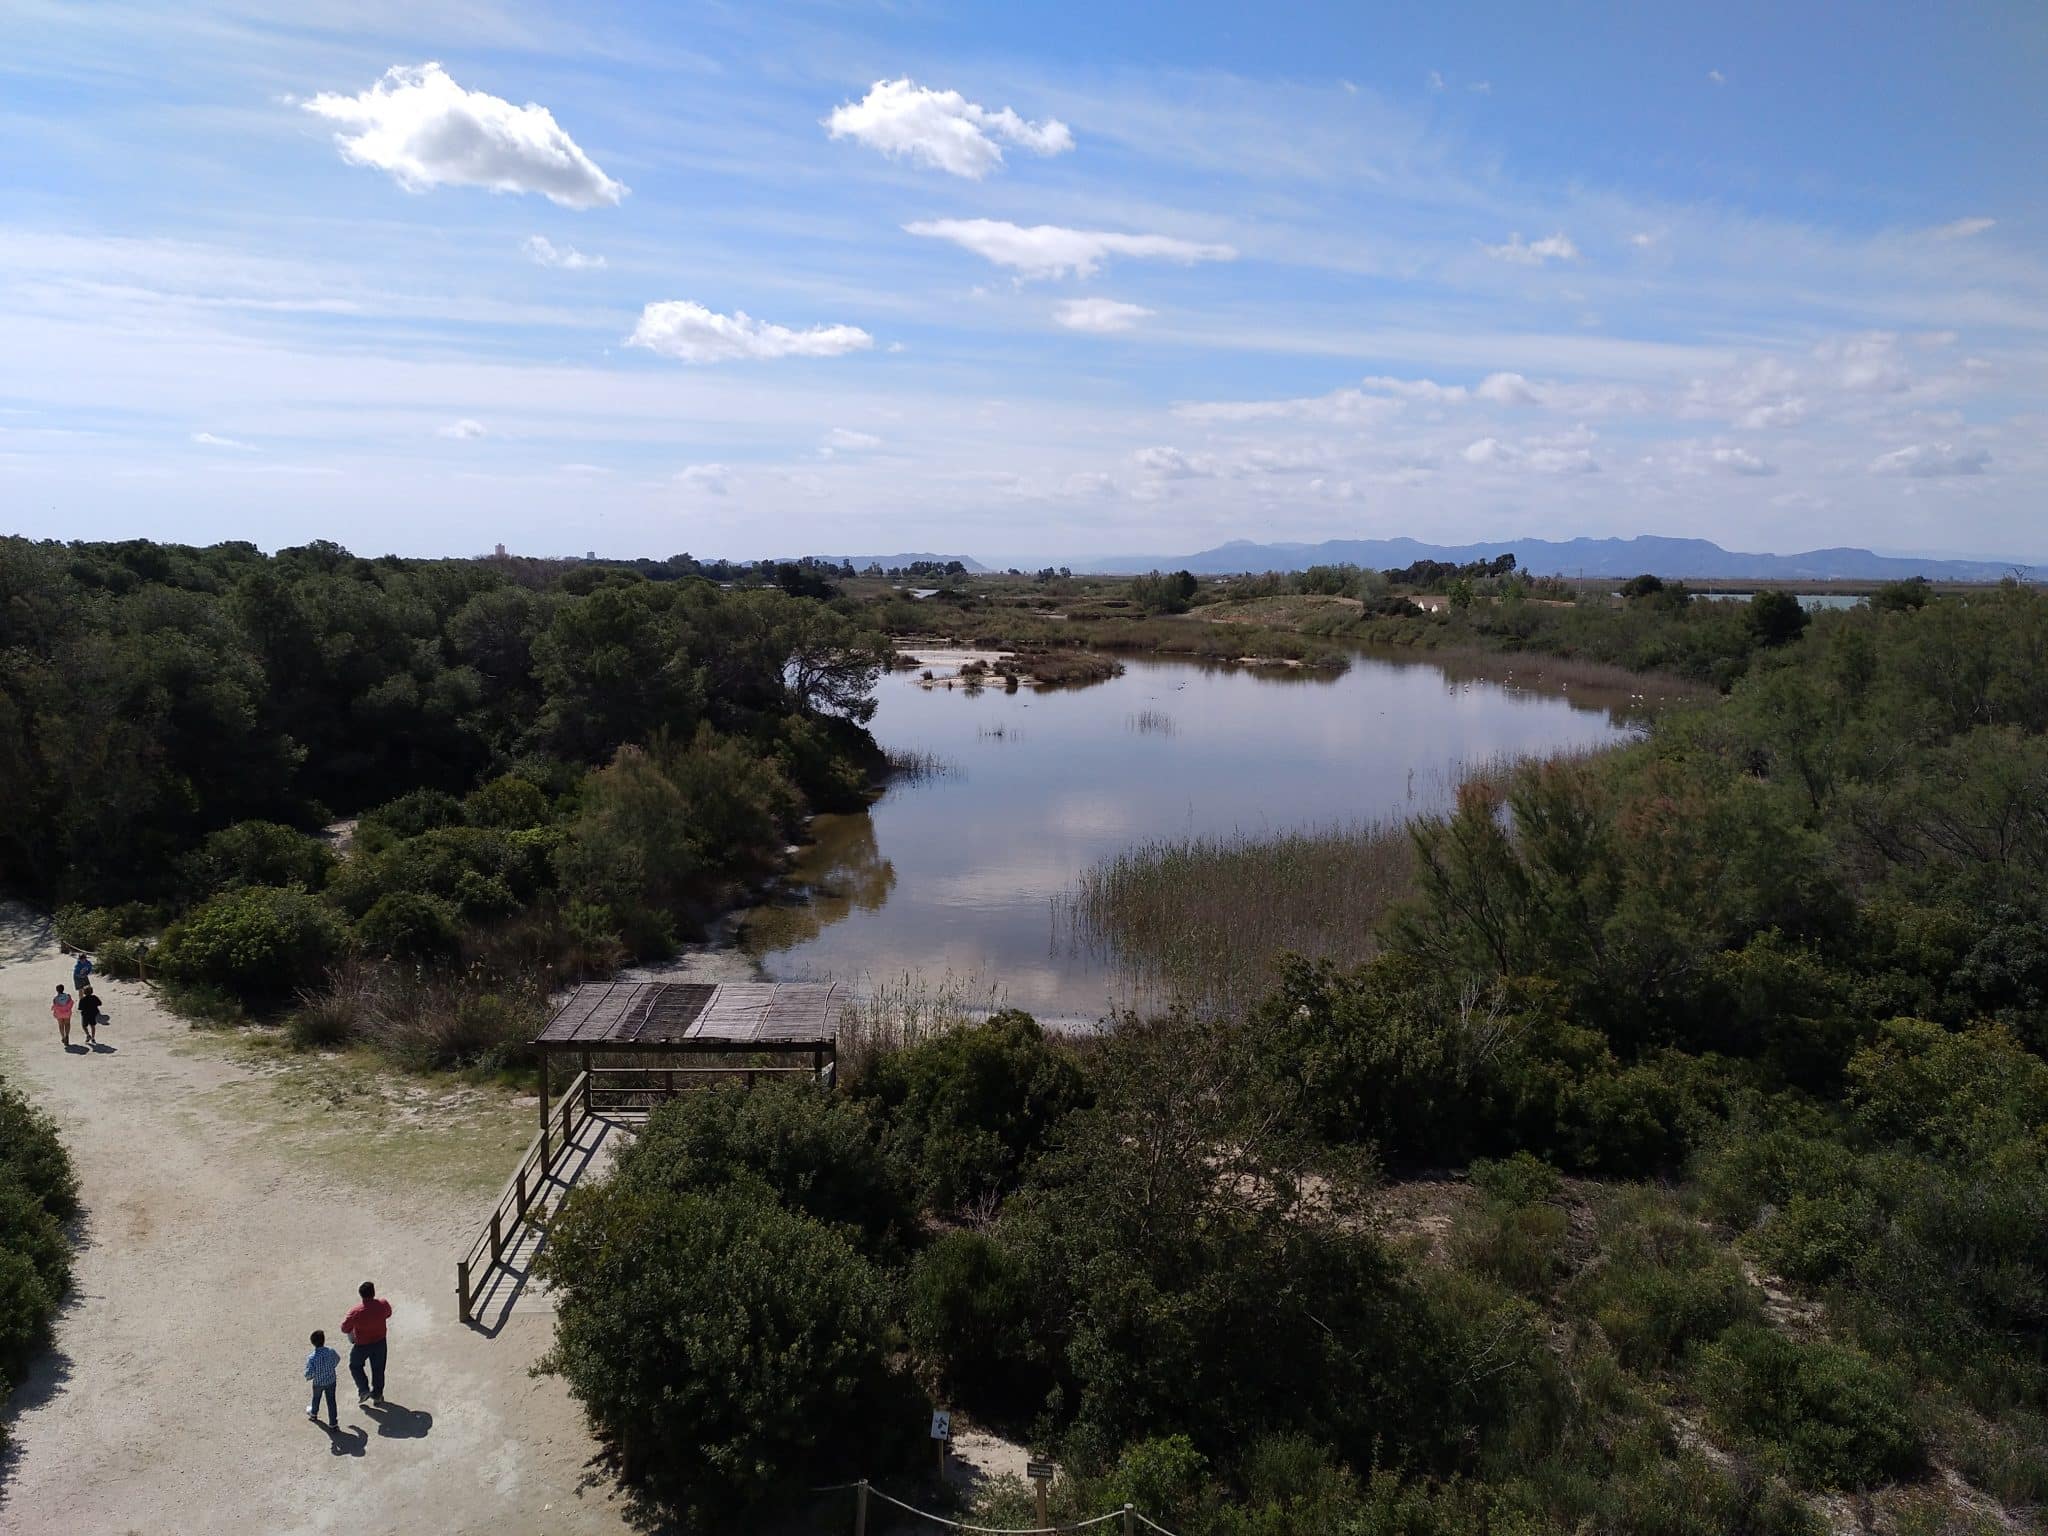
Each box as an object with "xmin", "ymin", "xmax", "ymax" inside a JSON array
[
  {"xmin": 463, "ymin": 774, "xmax": 549, "ymax": 829},
  {"xmin": 1566, "ymin": 1188, "xmax": 1759, "ymax": 1369},
  {"xmin": 853, "ymin": 1009, "xmax": 1088, "ymax": 1212},
  {"xmin": 610, "ymin": 1082, "xmax": 913, "ymax": 1258},
  {"xmin": 904, "ymin": 1230, "xmax": 1047, "ymax": 1418},
  {"xmin": 179, "ymin": 819, "xmax": 335, "ymax": 896},
  {"xmin": 536, "ymin": 1183, "xmax": 909, "ymax": 1519},
  {"xmin": 152, "ymin": 884, "xmax": 348, "ymax": 1001},
  {"xmin": 1695, "ymin": 1324, "xmax": 1922, "ymax": 1489},
  {"xmin": 354, "ymin": 891, "xmax": 463, "ymax": 961},
  {"xmin": 0, "ymin": 1076, "xmax": 75, "ymax": 1439}
]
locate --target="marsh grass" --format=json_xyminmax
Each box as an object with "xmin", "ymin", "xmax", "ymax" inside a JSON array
[
  {"xmin": 834, "ymin": 969, "xmax": 1007, "ymax": 1084},
  {"xmin": 1128, "ymin": 708, "xmax": 1176, "ymax": 735},
  {"xmin": 1060, "ymin": 819, "xmax": 1417, "ymax": 1016},
  {"xmin": 885, "ymin": 747, "xmax": 959, "ymax": 782}
]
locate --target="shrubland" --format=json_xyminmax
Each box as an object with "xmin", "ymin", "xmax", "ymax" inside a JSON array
[
  {"xmin": 539, "ymin": 582, "xmax": 2048, "ymax": 1531},
  {"xmin": 0, "ymin": 537, "xmax": 891, "ymax": 1061}
]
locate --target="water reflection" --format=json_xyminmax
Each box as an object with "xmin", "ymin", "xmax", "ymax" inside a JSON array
[{"xmin": 744, "ymin": 651, "xmax": 1641, "ymax": 1023}]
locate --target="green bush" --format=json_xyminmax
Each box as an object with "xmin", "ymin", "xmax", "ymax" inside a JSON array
[
  {"xmin": 152, "ymin": 884, "xmax": 348, "ymax": 1002},
  {"xmin": 853, "ymin": 1009, "xmax": 1088, "ymax": 1212},
  {"xmin": 1566, "ymin": 1188, "xmax": 1758, "ymax": 1369},
  {"xmin": 463, "ymin": 774, "xmax": 549, "ymax": 829},
  {"xmin": 180, "ymin": 819, "xmax": 335, "ymax": 896},
  {"xmin": 1695, "ymin": 1323, "xmax": 1922, "ymax": 1489},
  {"xmin": 354, "ymin": 891, "xmax": 463, "ymax": 961},
  {"xmin": 358, "ymin": 787, "xmax": 463, "ymax": 846},
  {"xmin": 610, "ymin": 1082, "xmax": 913, "ymax": 1258},
  {"xmin": 904, "ymin": 1230, "xmax": 1047, "ymax": 1418},
  {"xmin": 536, "ymin": 1183, "xmax": 907, "ymax": 1519},
  {"xmin": 0, "ymin": 1079, "xmax": 75, "ymax": 1411}
]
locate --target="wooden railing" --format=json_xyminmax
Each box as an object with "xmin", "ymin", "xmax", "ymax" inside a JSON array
[{"xmin": 458, "ymin": 1069, "xmax": 592, "ymax": 1325}]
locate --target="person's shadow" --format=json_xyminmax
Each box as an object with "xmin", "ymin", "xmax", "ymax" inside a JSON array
[
  {"xmin": 89, "ymin": 1042, "xmax": 117, "ymax": 1054},
  {"xmin": 364, "ymin": 1401, "xmax": 433, "ymax": 1440},
  {"xmin": 63, "ymin": 1043, "xmax": 88, "ymax": 1054},
  {"xmin": 318, "ymin": 1423, "xmax": 368, "ymax": 1458}
]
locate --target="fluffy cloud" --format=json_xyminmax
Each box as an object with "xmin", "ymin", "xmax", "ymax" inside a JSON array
[
  {"xmin": 1055, "ymin": 297, "xmax": 1155, "ymax": 333},
  {"xmin": 627, "ymin": 302, "xmax": 873, "ymax": 364},
  {"xmin": 1930, "ymin": 217, "xmax": 1995, "ymax": 240},
  {"xmin": 1133, "ymin": 445, "xmax": 1205, "ymax": 478},
  {"xmin": 1869, "ymin": 442, "xmax": 1990, "ymax": 477},
  {"xmin": 905, "ymin": 219, "xmax": 1236, "ymax": 279},
  {"xmin": 1706, "ymin": 445, "xmax": 1776, "ymax": 475},
  {"xmin": 1485, "ymin": 231, "xmax": 1579, "ymax": 265},
  {"xmin": 303, "ymin": 63, "xmax": 626, "ymax": 208},
  {"xmin": 674, "ymin": 463, "xmax": 732, "ymax": 495},
  {"xmin": 523, "ymin": 235, "xmax": 604, "ymax": 270},
  {"xmin": 1461, "ymin": 436, "xmax": 1513, "ymax": 465},
  {"xmin": 822, "ymin": 428, "xmax": 882, "ymax": 453},
  {"xmin": 1707, "ymin": 69, "xmax": 1727, "ymax": 85},
  {"xmin": 824, "ymin": 78, "xmax": 1073, "ymax": 178},
  {"xmin": 1476, "ymin": 371, "xmax": 1541, "ymax": 405},
  {"xmin": 437, "ymin": 418, "xmax": 488, "ymax": 439},
  {"xmin": 1463, "ymin": 432, "xmax": 1599, "ymax": 474},
  {"xmin": 1359, "ymin": 375, "xmax": 1468, "ymax": 402},
  {"xmin": 1176, "ymin": 386, "xmax": 1400, "ymax": 424},
  {"xmin": 191, "ymin": 431, "xmax": 253, "ymax": 450}
]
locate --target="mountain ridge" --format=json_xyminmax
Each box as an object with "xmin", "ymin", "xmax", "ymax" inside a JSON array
[{"xmin": 1077, "ymin": 535, "xmax": 2033, "ymax": 582}]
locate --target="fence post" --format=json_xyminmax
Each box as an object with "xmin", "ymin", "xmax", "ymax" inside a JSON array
[
  {"xmin": 456, "ymin": 1259, "xmax": 470, "ymax": 1325},
  {"xmin": 490, "ymin": 1209, "xmax": 502, "ymax": 1263},
  {"xmin": 1123, "ymin": 1503, "xmax": 1135, "ymax": 1535},
  {"xmin": 854, "ymin": 1479, "xmax": 868, "ymax": 1536},
  {"xmin": 516, "ymin": 1164, "xmax": 529, "ymax": 1219}
]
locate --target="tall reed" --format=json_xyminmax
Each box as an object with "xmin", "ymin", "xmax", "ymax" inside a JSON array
[{"xmin": 1060, "ymin": 819, "xmax": 1417, "ymax": 1018}]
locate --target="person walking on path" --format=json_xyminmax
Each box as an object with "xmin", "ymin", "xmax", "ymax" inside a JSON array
[
  {"xmin": 72, "ymin": 952, "xmax": 92, "ymax": 993},
  {"xmin": 51, "ymin": 984, "xmax": 74, "ymax": 1049},
  {"xmin": 304, "ymin": 1330, "xmax": 341, "ymax": 1429},
  {"xmin": 78, "ymin": 985, "xmax": 102, "ymax": 1049},
  {"xmin": 342, "ymin": 1280, "xmax": 393, "ymax": 1407}
]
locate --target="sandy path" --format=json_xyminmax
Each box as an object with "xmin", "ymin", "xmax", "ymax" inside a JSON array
[{"xmin": 0, "ymin": 907, "xmax": 645, "ymax": 1536}]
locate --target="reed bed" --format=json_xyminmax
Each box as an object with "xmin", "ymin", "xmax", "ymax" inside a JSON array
[
  {"xmin": 1129, "ymin": 708, "xmax": 1176, "ymax": 735},
  {"xmin": 885, "ymin": 747, "xmax": 959, "ymax": 782},
  {"xmin": 1060, "ymin": 818, "xmax": 1418, "ymax": 1018},
  {"xmin": 833, "ymin": 969, "xmax": 1008, "ymax": 1084}
]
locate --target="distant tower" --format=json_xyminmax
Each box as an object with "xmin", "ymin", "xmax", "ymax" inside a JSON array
[
  {"xmin": 586, "ymin": 550, "xmax": 596, "ymax": 561},
  {"xmin": 494, "ymin": 542, "xmax": 507, "ymax": 558}
]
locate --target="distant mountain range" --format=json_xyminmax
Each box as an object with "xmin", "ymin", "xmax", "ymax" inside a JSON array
[{"xmin": 1081, "ymin": 536, "xmax": 2033, "ymax": 583}]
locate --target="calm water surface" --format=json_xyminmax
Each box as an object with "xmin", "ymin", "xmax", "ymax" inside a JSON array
[{"xmin": 743, "ymin": 652, "xmax": 1640, "ymax": 1023}]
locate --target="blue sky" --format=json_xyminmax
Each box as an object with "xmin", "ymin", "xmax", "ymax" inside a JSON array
[{"xmin": 2, "ymin": 1, "xmax": 2043, "ymax": 563}]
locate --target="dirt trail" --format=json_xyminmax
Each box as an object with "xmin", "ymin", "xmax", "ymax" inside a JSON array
[{"xmin": 0, "ymin": 906, "xmax": 642, "ymax": 1536}]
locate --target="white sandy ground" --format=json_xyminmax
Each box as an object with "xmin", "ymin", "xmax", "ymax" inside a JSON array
[{"xmin": 0, "ymin": 904, "xmax": 649, "ymax": 1536}]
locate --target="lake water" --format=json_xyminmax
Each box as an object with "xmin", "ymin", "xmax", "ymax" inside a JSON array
[
  {"xmin": 1696, "ymin": 592, "xmax": 1867, "ymax": 610},
  {"xmin": 742, "ymin": 651, "xmax": 1643, "ymax": 1024}
]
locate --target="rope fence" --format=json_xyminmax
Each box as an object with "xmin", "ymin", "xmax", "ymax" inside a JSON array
[{"xmin": 814, "ymin": 1479, "xmax": 1181, "ymax": 1536}]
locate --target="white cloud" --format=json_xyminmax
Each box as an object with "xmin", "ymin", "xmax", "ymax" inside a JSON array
[
  {"xmin": 1628, "ymin": 230, "xmax": 1664, "ymax": 250},
  {"xmin": 1359, "ymin": 375, "xmax": 1469, "ymax": 402},
  {"xmin": 1929, "ymin": 217, "xmax": 1995, "ymax": 240},
  {"xmin": 1428, "ymin": 71, "xmax": 1446, "ymax": 91},
  {"xmin": 1869, "ymin": 442, "xmax": 1991, "ymax": 477},
  {"xmin": 1707, "ymin": 445, "xmax": 1776, "ymax": 475},
  {"xmin": 824, "ymin": 78, "xmax": 1073, "ymax": 178},
  {"xmin": 674, "ymin": 463, "xmax": 732, "ymax": 495},
  {"xmin": 1055, "ymin": 297, "xmax": 1155, "ymax": 333},
  {"xmin": 822, "ymin": 427, "xmax": 882, "ymax": 454},
  {"xmin": 1707, "ymin": 69, "xmax": 1727, "ymax": 85},
  {"xmin": 523, "ymin": 235, "xmax": 604, "ymax": 270},
  {"xmin": 437, "ymin": 418, "xmax": 488, "ymax": 439},
  {"xmin": 1342, "ymin": 80, "xmax": 1360, "ymax": 95},
  {"xmin": 1737, "ymin": 398, "xmax": 1808, "ymax": 429},
  {"xmin": 627, "ymin": 301, "xmax": 873, "ymax": 364},
  {"xmin": 1462, "ymin": 436, "xmax": 1513, "ymax": 465},
  {"xmin": 1476, "ymin": 371, "xmax": 1540, "ymax": 405},
  {"xmin": 1526, "ymin": 446, "xmax": 1599, "ymax": 474},
  {"xmin": 303, "ymin": 63, "xmax": 626, "ymax": 208},
  {"xmin": 904, "ymin": 219, "xmax": 1236, "ymax": 279},
  {"xmin": 1463, "ymin": 432, "xmax": 1599, "ymax": 474},
  {"xmin": 191, "ymin": 431, "xmax": 253, "ymax": 450},
  {"xmin": 1134, "ymin": 445, "xmax": 1205, "ymax": 478},
  {"xmin": 1175, "ymin": 386, "xmax": 1400, "ymax": 424},
  {"xmin": 1484, "ymin": 231, "xmax": 1580, "ymax": 265}
]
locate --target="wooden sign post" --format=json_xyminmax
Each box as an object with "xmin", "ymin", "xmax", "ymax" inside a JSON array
[
  {"xmin": 930, "ymin": 1409, "xmax": 952, "ymax": 1479},
  {"xmin": 1027, "ymin": 1458, "xmax": 1055, "ymax": 1527}
]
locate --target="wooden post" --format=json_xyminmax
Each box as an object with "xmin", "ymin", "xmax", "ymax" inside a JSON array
[
  {"xmin": 490, "ymin": 1209, "xmax": 502, "ymax": 1262},
  {"xmin": 1123, "ymin": 1503, "xmax": 1135, "ymax": 1535},
  {"xmin": 515, "ymin": 1165, "xmax": 528, "ymax": 1219},
  {"xmin": 456, "ymin": 1259, "xmax": 470, "ymax": 1325},
  {"xmin": 537, "ymin": 1049, "xmax": 550, "ymax": 1134},
  {"xmin": 854, "ymin": 1480, "xmax": 868, "ymax": 1536},
  {"xmin": 1034, "ymin": 1478, "xmax": 1048, "ymax": 1528}
]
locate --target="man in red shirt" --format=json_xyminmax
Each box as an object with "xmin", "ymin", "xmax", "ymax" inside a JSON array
[{"xmin": 341, "ymin": 1279, "xmax": 394, "ymax": 1406}]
